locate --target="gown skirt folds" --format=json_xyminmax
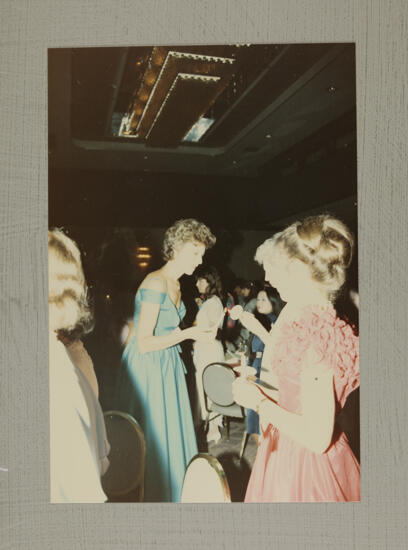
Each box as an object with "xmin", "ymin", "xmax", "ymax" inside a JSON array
[
  {"xmin": 115, "ymin": 288, "xmax": 198, "ymax": 502},
  {"xmin": 245, "ymin": 303, "xmax": 360, "ymax": 502}
]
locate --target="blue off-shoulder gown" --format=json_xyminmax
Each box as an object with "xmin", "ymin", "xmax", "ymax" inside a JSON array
[{"xmin": 115, "ymin": 287, "xmax": 198, "ymax": 502}]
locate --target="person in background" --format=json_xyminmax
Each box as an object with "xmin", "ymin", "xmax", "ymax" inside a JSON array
[
  {"xmin": 49, "ymin": 228, "xmax": 108, "ymax": 503},
  {"xmin": 232, "ymin": 280, "xmax": 259, "ymax": 354},
  {"xmin": 233, "ymin": 215, "xmax": 360, "ymax": 502},
  {"xmin": 193, "ymin": 266, "xmax": 226, "ymax": 443},
  {"xmin": 244, "ymin": 286, "xmax": 281, "ymax": 443},
  {"xmin": 115, "ymin": 219, "xmax": 217, "ymax": 502},
  {"xmin": 57, "ymin": 328, "xmax": 110, "ymax": 476},
  {"xmin": 241, "ymin": 280, "xmax": 258, "ymax": 313},
  {"xmin": 233, "ymin": 279, "xmax": 245, "ymax": 307},
  {"xmin": 224, "ymin": 290, "xmax": 236, "ymax": 329}
]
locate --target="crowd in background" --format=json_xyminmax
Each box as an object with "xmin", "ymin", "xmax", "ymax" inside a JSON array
[{"xmin": 49, "ymin": 215, "xmax": 360, "ymax": 503}]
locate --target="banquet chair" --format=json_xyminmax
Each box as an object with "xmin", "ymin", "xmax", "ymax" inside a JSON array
[
  {"xmin": 180, "ymin": 453, "xmax": 231, "ymax": 503},
  {"xmin": 101, "ymin": 410, "xmax": 146, "ymax": 502},
  {"xmin": 202, "ymin": 362, "xmax": 247, "ymax": 452}
]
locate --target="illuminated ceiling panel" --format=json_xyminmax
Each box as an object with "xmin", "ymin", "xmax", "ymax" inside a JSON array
[
  {"xmin": 145, "ymin": 73, "xmax": 221, "ymax": 146},
  {"xmin": 68, "ymin": 44, "xmax": 355, "ymax": 160},
  {"xmin": 124, "ymin": 49, "xmax": 235, "ymax": 144}
]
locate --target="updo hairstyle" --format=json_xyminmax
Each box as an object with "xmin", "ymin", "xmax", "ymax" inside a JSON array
[
  {"xmin": 162, "ymin": 218, "xmax": 216, "ymax": 261},
  {"xmin": 48, "ymin": 228, "xmax": 93, "ymax": 335},
  {"xmin": 255, "ymin": 215, "xmax": 354, "ymax": 295}
]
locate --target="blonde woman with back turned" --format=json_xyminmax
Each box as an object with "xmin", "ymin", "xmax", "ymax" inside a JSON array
[{"xmin": 49, "ymin": 229, "xmax": 107, "ymax": 503}]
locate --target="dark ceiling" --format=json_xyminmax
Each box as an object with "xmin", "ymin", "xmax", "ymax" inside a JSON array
[{"xmin": 48, "ymin": 43, "xmax": 357, "ymax": 231}]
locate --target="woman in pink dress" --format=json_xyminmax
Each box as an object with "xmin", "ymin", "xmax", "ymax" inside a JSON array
[{"xmin": 232, "ymin": 215, "xmax": 360, "ymax": 502}]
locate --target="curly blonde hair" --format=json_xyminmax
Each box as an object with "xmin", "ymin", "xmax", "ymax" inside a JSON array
[
  {"xmin": 162, "ymin": 218, "xmax": 216, "ymax": 261},
  {"xmin": 48, "ymin": 228, "xmax": 93, "ymax": 335},
  {"xmin": 255, "ymin": 215, "xmax": 354, "ymax": 296}
]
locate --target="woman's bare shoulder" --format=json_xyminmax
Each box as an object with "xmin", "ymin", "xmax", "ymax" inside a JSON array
[{"xmin": 139, "ymin": 270, "xmax": 167, "ymax": 292}]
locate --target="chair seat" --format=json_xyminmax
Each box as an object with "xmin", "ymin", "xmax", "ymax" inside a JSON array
[
  {"xmin": 202, "ymin": 363, "xmax": 245, "ymax": 437},
  {"xmin": 101, "ymin": 410, "xmax": 145, "ymax": 500},
  {"xmin": 181, "ymin": 454, "xmax": 231, "ymax": 503},
  {"xmin": 210, "ymin": 402, "xmax": 244, "ymax": 418}
]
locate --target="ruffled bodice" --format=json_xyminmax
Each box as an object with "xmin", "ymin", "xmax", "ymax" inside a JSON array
[
  {"xmin": 270, "ymin": 303, "xmax": 359, "ymax": 415},
  {"xmin": 246, "ymin": 302, "xmax": 360, "ymax": 502}
]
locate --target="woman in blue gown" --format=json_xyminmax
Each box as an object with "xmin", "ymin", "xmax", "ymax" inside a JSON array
[
  {"xmin": 245, "ymin": 286, "xmax": 281, "ymax": 438},
  {"xmin": 115, "ymin": 219, "xmax": 217, "ymax": 502}
]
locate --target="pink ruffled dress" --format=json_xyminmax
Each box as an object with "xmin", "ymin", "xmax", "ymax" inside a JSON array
[{"xmin": 245, "ymin": 303, "xmax": 360, "ymax": 502}]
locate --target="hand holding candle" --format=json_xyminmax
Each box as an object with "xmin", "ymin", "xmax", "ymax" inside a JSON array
[
  {"xmin": 230, "ymin": 306, "xmax": 260, "ymax": 335},
  {"xmin": 230, "ymin": 305, "xmax": 243, "ymax": 321}
]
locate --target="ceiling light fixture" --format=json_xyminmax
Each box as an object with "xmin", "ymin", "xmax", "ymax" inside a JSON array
[
  {"xmin": 183, "ymin": 117, "xmax": 215, "ymax": 142},
  {"xmin": 122, "ymin": 48, "xmax": 235, "ymax": 142}
]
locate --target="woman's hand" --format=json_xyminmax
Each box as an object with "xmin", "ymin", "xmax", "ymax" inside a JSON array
[{"xmin": 232, "ymin": 377, "xmax": 263, "ymax": 410}]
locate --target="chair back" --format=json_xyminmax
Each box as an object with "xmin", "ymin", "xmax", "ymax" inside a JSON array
[
  {"xmin": 202, "ymin": 362, "xmax": 237, "ymax": 407},
  {"xmin": 180, "ymin": 454, "xmax": 231, "ymax": 503},
  {"xmin": 101, "ymin": 410, "xmax": 145, "ymax": 499}
]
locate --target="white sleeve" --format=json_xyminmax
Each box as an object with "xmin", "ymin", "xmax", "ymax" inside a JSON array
[
  {"xmin": 65, "ymin": 339, "xmax": 99, "ymax": 398},
  {"xmin": 204, "ymin": 297, "xmax": 224, "ymax": 328},
  {"xmin": 50, "ymin": 339, "xmax": 107, "ymax": 503}
]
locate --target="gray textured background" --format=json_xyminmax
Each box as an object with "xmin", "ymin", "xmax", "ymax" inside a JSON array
[{"xmin": 1, "ymin": 0, "xmax": 407, "ymax": 548}]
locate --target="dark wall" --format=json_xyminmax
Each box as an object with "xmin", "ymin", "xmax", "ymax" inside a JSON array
[{"xmin": 49, "ymin": 122, "xmax": 357, "ymax": 232}]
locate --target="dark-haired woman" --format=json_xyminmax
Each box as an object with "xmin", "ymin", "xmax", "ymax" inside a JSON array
[
  {"xmin": 233, "ymin": 215, "xmax": 360, "ymax": 502},
  {"xmin": 245, "ymin": 286, "xmax": 280, "ymax": 439},
  {"xmin": 193, "ymin": 266, "xmax": 225, "ymax": 443},
  {"xmin": 233, "ymin": 280, "xmax": 258, "ymax": 353},
  {"xmin": 115, "ymin": 219, "xmax": 217, "ymax": 502}
]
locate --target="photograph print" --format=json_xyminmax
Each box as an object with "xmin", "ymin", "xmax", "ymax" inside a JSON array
[{"xmin": 48, "ymin": 43, "xmax": 360, "ymax": 503}]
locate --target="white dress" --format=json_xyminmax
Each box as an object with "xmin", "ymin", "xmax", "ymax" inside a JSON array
[
  {"xmin": 65, "ymin": 339, "xmax": 99, "ymax": 398},
  {"xmin": 193, "ymin": 296, "xmax": 225, "ymax": 422},
  {"xmin": 50, "ymin": 334, "xmax": 107, "ymax": 503}
]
